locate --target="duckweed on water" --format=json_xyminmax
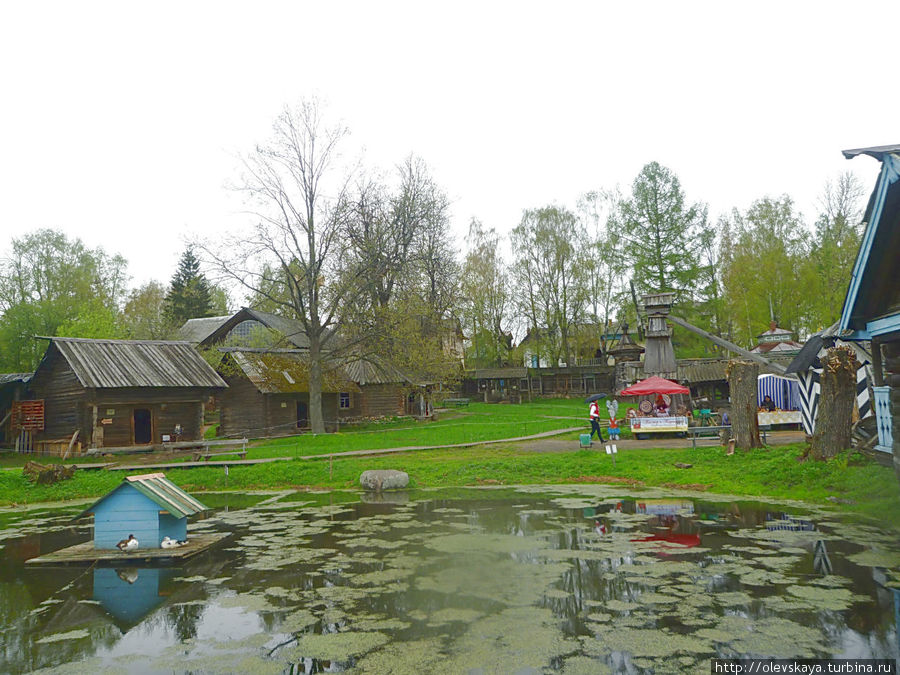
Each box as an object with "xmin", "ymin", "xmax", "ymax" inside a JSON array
[
  {"xmin": 284, "ymin": 630, "xmax": 390, "ymax": 661},
  {"xmin": 561, "ymin": 655, "xmax": 612, "ymax": 675},
  {"xmin": 583, "ymin": 627, "xmax": 712, "ymax": 658},
  {"xmin": 785, "ymin": 584, "xmax": 864, "ymax": 610},
  {"xmin": 847, "ymin": 547, "xmax": 900, "ymax": 569},
  {"xmin": 353, "ymin": 638, "xmax": 448, "ymax": 674}
]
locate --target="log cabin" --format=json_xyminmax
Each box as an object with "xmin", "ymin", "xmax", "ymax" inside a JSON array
[
  {"xmin": 217, "ymin": 348, "xmax": 409, "ymax": 437},
  {"xmin": 26, "ymin": 337, "xmax": 226, "ymax": 452}
]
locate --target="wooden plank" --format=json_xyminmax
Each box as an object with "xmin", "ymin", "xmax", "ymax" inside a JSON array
[
  {"xmin": 62, "ymin": 430, "xmax": 79, "ymax": 461},
  {"xmin": 25, "ymin": 532, "xmax": 228, "ymax": 566}
]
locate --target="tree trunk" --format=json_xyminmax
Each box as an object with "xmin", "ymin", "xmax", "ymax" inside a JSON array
[
  {"xmin": 810, "ymin": 346, "xmax": 857, "ymax": 460},
  {"xmin": 727, "ymin": 360, "xmax": 762, "ymax": 449},
  {"xmin": 308, "ymin": 338, "xmax": 325, "ymax": 434}
]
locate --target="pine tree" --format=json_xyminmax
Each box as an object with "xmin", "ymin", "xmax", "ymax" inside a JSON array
[{"xmin": 164, "ymin": 247, "xmax": 215, "ymax": 327}]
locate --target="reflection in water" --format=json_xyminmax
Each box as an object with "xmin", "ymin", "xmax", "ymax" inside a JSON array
[
  {"xmin": 0, "ymin": 488, "xmax": 897, "ymax": 673},
  {"xmin": 93, "ymin": 567, "xmax": 178, "ymax": 630}
]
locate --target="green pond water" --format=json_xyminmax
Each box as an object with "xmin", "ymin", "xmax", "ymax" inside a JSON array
[{"xmin": 0, "ymin": 486, "xmax": 898, "ymax": 674}]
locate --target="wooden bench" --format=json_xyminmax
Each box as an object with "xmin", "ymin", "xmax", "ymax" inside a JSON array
[
  {"xmin": 192, "ymin": 450, "xmax": 248, "ymax": 462},
  {"xmin": 688, "ymin": 425, "xmax": 769, "ymax": 449},
  {"xmin": 443, "ymin": 398, "xmax": 470, "ymax": 407},
  {"xmin": 189, "ymin": 438, "xmax": 249, "ymax": 462}
]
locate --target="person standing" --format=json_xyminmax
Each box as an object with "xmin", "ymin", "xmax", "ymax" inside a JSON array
[{"xmin": 589, "ymin": 399, "xmax": 605, "ymax": 441}]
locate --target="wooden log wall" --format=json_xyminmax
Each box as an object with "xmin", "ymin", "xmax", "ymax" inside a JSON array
[
  {"xmin": 28, "ymin": 345, "xmax": 89, "ymax": 442},
  {"xmin": 219, "ymin": 373, "xmax": 266, "ymax": 438},
  {"xmin": 358, "ymin": 384, "xmax": 404, "ymax": 418}
]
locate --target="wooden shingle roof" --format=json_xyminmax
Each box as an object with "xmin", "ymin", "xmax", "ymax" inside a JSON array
[{"xmin": 42, "ymin": 337, "xmax": 227, "ymax": 389}]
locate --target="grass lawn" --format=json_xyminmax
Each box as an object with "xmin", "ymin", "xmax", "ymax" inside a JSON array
[{"xmin": 1, "ymin": 398, "xmax": 898, "ymax": 532}]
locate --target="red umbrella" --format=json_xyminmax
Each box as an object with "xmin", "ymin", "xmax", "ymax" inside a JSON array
[{"xmin": 618, "ymin": 375, "xmax": 690, "ymax": 396}]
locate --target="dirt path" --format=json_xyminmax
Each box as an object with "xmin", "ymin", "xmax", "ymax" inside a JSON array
[{"xmin": 514, "ymin": 430, "xmax": 806, "ymax": 453}]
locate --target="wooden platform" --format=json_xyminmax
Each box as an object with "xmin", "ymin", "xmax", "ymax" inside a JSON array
[{"xmin": 25, "ymin": 532, "xmax": 229, "ymax": 566}]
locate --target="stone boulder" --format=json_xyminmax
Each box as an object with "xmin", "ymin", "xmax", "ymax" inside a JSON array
[{"xmin": 360, "ymin": 469, "xmax": 409, "ymax": 492}]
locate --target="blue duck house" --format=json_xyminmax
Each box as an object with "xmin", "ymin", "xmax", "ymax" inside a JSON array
[{"xmin": 76, "ymin": 472, "xmax": 209, "ymax": 550}]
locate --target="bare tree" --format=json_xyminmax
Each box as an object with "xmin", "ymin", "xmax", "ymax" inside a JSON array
[{"xmin": 203, "ymin": 100, "xmax": 355, "ymax": 434}]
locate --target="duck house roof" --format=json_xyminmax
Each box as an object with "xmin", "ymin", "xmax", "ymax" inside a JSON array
[{"xmin": 75, "ymin": 472, "xmax": 210, "ymax": 520}]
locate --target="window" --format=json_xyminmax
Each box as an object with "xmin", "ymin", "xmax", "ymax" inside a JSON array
[{"xmin": 339, "ymin": 392, "xmax": 351, "ymax": 409}]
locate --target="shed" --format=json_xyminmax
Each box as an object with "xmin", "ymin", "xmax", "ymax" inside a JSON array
[
  {"xmin": 27, "ymin": 337, "xmax": 227, "ymax": 451},
  {"xmin": 0, "ymin": 372, "xmax": 32, "ymax": 445},
  {"xmin": 76, "ymin": 473, "xmax": 209, "ymax": 549}
]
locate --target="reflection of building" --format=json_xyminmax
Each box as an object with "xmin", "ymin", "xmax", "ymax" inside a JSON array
[
  {"xmin": 635, "ymin": 499, "xmax": 694, "ymax": 516},
  {"xmin": 93, "ymin": 567, "xmax": 177, "ymax": 630},
  {"xmin": 765, "ymin": 513, "xmax": 816, "ymax": 532}
]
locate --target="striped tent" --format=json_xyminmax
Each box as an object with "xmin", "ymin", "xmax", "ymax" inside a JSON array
[
  {"xmin": 757, "ymin": 374, "xmax": 801, "ymax": 411},
  {"xmin": 785, "ymin": 328, "xmax": 873, "ymax": 441}
]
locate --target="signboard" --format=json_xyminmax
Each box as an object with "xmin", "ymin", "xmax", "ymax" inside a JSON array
[
  {"xmin": 11, "ymin": 400, "xmax": 45, "ymax": 431},
  {"xmin": 630, "ymin": 416, "xmax": 689, "ymax": 432},
  {"xmin": 757, "ymin": 411, "xmax": 801, "ymax": 426}
]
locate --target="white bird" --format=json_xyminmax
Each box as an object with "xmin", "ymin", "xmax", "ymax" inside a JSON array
[
  {"xmin": 116, "ymin": 534, "xmax": 139, "ymax": 552},
  {"xmin": 116, "ymin": 568, "xmax": 139, "ymax": 584},
  {"xmin": 161, "ymin": 536, "xmax": 187, "ymax": 549}
]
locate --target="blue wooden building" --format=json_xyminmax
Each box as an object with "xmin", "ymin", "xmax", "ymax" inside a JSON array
[
  {"xmin": 840, "ymin": 144, "xmax": 900, "ymax": 479},
  {"xmin": 77, "ymin": 473, "xmax": 209, "ymax": 550}
]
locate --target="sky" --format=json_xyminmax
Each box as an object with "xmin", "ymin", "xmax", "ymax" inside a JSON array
[{"xmin": 2, "ymin": 1, "xmax": 897, "ymax": 302}]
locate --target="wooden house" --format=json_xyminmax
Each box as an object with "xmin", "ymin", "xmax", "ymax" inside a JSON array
[
  {"xmin": 750, "ymin": 322, "xmax": 803, "ymax": 355},
  {"xmin": 218, "ymin": 348, "xmax": 408, "ymax": 437},
  {"xmin": 75, "ymin": 473, "xmax": 209, "ymax": 549},
  {"xmin": 839, "ymin": 144, "xmax": 900, "ymax": 476},
  {"xmin": 27, "ymin": 337, "xmax": 226, "ymax": 452},
  {"xmin": 180, "ymin": 307, "xmax": 318, "ymax": 350},
  {"xmin": 0, "ymin": 372, "xmax": 31, "ymax": 446}
]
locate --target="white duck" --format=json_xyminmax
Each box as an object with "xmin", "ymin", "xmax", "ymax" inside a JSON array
[
  {"xmin": 160, "ymin": 536, "xmax": 187, "ymax": 549},
  {"xmin": 116, "ymin": 534, "xmax": 139, "ymax": 552}
]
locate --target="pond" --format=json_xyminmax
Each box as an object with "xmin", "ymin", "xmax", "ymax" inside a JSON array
[{"xmin": 1, "ymin": 486, "xmax": 898, "ymax": 674}]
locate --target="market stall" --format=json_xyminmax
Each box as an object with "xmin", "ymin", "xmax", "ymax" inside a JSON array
[
  {"xmin": 756, "ymin": 374, "xmax": 802, "ymax": 426},
  {"xmin": 619, "ymin": 376, "xmax": 691, "ymax": 439}
]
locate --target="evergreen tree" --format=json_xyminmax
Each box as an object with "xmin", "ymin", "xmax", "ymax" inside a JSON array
[
  {"xmin": 619, "ymin": 162, "xmax": 707, "ymax": 297},
  {"xmin": 164, "ymin": 247, "xmax": 215, "ymax": 328}
]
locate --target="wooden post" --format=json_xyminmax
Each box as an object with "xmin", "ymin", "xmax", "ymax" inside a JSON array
[
  {"xmin": 810, "ymin": 346, "xmax": 857, "ymax": 460},
  {"xmin": 726, "ymin": 360, "xmax": 762, "ymax": 449}
]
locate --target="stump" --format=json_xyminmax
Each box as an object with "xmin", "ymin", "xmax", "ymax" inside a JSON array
[
  {"xmin": 23, "ymin": 461, "xmax": 76, "ymax": 485},
  {"xmin": 810, "ymin": 346, "xmax": 857, "ymax": 460}
]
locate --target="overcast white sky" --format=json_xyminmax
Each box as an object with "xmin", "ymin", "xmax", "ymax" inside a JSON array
[{"xmin": 1, "ymin": 1, "xmax": 896, "ymax": 302}]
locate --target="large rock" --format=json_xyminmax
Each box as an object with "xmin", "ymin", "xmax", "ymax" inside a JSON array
[{"xmin": 360, "ymin": 469, "xmax": 409, "ymax": 491}]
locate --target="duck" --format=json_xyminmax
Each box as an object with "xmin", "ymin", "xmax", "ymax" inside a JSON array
[
  {"xmin": 160, "ymin": 536, "xmax": 187, "ymax": 549},
  {"xmin": 116, "ymin": 534, "xmax": 139, "ymax": 552},
  {"xmin": 116, "ymin": 568, "xmax": 139, "ymax": 584}
]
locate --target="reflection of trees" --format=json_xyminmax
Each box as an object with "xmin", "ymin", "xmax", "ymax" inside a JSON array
[{"xmin": 164, "ymin": 602, "xmax": 206, "ymax": 642}]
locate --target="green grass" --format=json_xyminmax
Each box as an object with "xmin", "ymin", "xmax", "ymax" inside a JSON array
[
  {"xmin": 2, "ymin": 440, "xmax": 898, "ymax": 533},
  {"xmin": 1, "ymin": 398, "xmax": 897, "ymax": 532},
  {"xmin": 218, "ymin": 398, "xmax": 622, "ymax": 459}
]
